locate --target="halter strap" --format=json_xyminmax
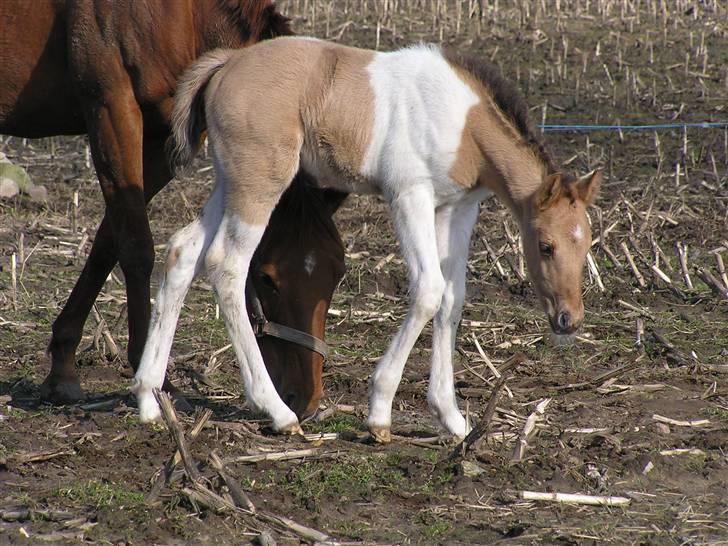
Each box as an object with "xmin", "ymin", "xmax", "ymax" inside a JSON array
[{"xmin": 246, "ymin": 282, "xmax": 329, "ymax": 360}]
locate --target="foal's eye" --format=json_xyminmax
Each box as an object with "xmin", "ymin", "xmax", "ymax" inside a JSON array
[{"xmin": 539, "ymin": 242, "xmax": 554, "ymax": 257}]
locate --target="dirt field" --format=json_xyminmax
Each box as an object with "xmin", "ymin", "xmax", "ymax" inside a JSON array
[{"xmin": 1, "ymin": 1, "xmax": 727, "ymax": 544}]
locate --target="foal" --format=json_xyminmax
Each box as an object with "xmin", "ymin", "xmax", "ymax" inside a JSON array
[{"xmin": 134, "ymin": 37, "xmax": 600, "ymax": 441}]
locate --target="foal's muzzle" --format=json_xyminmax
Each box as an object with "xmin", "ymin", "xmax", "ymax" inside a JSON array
[{"xmin": 549, "ymin": 310, "xmax": 580, "ymax": 335}]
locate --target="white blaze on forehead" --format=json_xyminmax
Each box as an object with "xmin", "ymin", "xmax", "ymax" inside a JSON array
[
  {"xmin": 572, "ymin": 223, "xmax": 584, "ymax": 242},
  {"xmin": 304, "ymin": 251, "xmax": 316, "ymax": 276}
]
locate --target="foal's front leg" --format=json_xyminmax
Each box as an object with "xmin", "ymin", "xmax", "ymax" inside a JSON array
[
  {"xmin": 205, "ymin": 213, "xmax": 301, "ymax": 434},
  {"xmin": 428, "ymin": 197, "xmax": 481, "ymax": 438},
  {"xmin": 368, "ymin": 186, "xmax": 445, "ymax": 443},
  {"xmin": 132, "ymin": 180, "xmax": 224, "ymax": 422}
]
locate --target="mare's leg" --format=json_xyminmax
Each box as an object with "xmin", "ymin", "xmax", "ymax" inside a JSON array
[
  {"xmin": 42, "ymin": 213, "xmax": 117, "ymax": 403},
  {"xmin": 428, "ymin": 197, "xmax": 481, "ymax": 438},
  {"xmin": 367, "ymin": 186, "xmax": 445, "ymax": 443},
  {"xmin": 41, "ymin": 136, "xmax": 171, "ymax": 403},
  {"xmin": 133, "ymin": 178, "xmax": 225, "ymax": 422}
]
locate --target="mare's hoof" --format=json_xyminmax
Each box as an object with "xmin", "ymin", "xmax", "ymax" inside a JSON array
[
  {"xmin": 39, "ymin": 377, "xmax": 85, "ymax": 404},
  {"xmin": 369, "ymin": 426, "xmax": 392, "ymax": 444}
]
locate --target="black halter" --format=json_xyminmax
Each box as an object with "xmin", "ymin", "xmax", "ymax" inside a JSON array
[{"xmin": 245, "ymin": 281, "xmax": 329, "ymax": 361}]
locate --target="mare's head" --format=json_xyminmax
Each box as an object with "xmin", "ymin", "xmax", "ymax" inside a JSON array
[
  {"xmin": 521, "ymin": 170, "xmax": 601, "ymax": 335},
  {"xmin": 248, "ymin": 173, "xmax": 346, "ymax": 419},
  {"xmin": 200, "ymin": 0, "xmax": 293, "ymax": 50}
]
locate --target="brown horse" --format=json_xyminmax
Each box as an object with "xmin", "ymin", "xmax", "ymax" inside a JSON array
[
  {"xmin": 0, "ymin": 1, "xmax": 345, "ymax": 418},
  {"xmin": 135, "ymin": 37, "xmax": 600, "ymax": 438}
]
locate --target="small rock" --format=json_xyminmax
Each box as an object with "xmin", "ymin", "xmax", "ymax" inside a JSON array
[
  {"xmin": 460, "ymin": 460, "xmax": 486, "ymax": 478},
  {"xmin": 253, "ymin": 530, "xmax": 276, "ymax": 546},
  {"xmin": 654, "ymin": 422, "xmax": 671, "ymax": 434},
  {"xmin": 0, "ymin": 177, "xmax": 19, "ymax": 199},
  {"xmin": 0, "ymin": 162, "xmax": 32, "ymax": 193},
  {"xmin": 28, "ymin": 184, "xmax": 48, "ymax": 203}
]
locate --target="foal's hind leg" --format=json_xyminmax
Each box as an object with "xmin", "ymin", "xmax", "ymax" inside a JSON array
[
  {"xmin": 428, "ymin": 195, "xmax": 482, "ymax": 438},
  {"xmin": 368, "ymin": 186, "xmax": 445, "ymax": 443},
  {"xmin": 132, "ymin": 179, "xmax": 225, "ymax": 422}
]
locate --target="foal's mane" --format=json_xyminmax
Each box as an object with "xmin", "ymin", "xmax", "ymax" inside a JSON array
[
  {"xmin": 443, "ymin": 49, "xmax": 569, "ymax": 181},
  {"xmin": 219, "ymin": 0, "xmax": 293, "ymax": 40}
]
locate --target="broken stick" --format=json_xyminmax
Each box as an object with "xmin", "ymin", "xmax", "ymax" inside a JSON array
[
  {"xmin": 510, "ymin": 398, "xmax": 552, "ymax": 463},
  {"xmin": 209, "ymin": 451, "xmax": 256, "ymax": 514},
  {"xmin": 520, "ymin": 490, "xmax": 630, "ymax": 506},
  {"xmin": 153, "ymin": 389, "xmax": 201, "ymax": 482},
  {"xmin": 452, "ymin": 353, "xmax": 525, "ymax": 460},
  {"xmin": 148, "ymin": 409, "xmax": 212, "ymax": 503}
]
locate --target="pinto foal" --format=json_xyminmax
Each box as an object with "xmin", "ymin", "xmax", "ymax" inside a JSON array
[{"xmin": 134, "ymin": 37, "xmax": 600, "ymax": 442}]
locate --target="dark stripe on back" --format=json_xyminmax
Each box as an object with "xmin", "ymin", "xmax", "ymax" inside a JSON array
[{"xmin": 442, "ymin": 49, "xmax": 566, "ymax": 179}]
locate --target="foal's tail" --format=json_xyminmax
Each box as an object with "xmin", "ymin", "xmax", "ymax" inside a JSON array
[{"xmin": 168, "ymin": 49, "xmax": 236, "ymax": 173}]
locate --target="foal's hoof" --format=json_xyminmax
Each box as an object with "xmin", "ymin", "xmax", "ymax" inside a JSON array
[
  {"xmin": 278, "ymin": 421, "xmax": 304, "ymax": 436},
  {"xmin": 39, "ymin": 377, "xmax": 85, "ymax": 405},
  {"xmin": 369, "ymin": 426, "xmax": 392, "ymax": 444}
]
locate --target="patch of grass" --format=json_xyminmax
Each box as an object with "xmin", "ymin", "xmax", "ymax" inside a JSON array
[
  {"xmin": 336, "ymin": 520, "xmax": 370, "ymax": 539},
  {"xmin": 121, "ymin": 413, "xmax": 141, "ymax": 427},
  {"xmin": 422, "ymin": 449, "xmax": 440, "ymax": 464},
  {"xmin": 685, "ymin": 453, "xmax": 708, "ymax": 473},
  {"xmin": 4, "ymin": 406, "xmax": 26, "ymax": 419},
  {"xmin": 53, "ymin": 479, "xmax": 145, "ymax": 511},
  {"xmin": 16, "ymin": 406, "xmax": 58, "ymax": 420},
  {"xmin": 419, "ymin": 467, "xmax": 456, "ymax": 495},
  {"xmin": 702, "ymin": 406, "xmax": 728, "ymax": 421},
  {"xmin": 283, "ymin": 455, "xmax": 405, "ymax": 510},
  {"xmin": 415, "ymin": 511, "xmax": 451, "ymax": 539},
  {"xmin": 306, "ymin": 413, "xmax": 364, "ymax": 434}
]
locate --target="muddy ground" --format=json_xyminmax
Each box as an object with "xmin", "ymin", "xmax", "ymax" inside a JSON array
[{"xmin": 1, "ymin": 1, "xmax": 727, "ymax": 544}]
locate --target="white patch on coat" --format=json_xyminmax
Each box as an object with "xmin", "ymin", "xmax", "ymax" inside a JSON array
[
  {"xmin": 573, "ymin": 223, "xmax": 584, "ymax": 242},
  {"xmin": 361, "ymin": 45, "xmax": 480, "ymax": 205},
  {"xmin": 304, "ymin": 251, "xmax": 316, "ymax": 276}
]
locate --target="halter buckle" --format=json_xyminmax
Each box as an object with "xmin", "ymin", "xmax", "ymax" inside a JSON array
[{"xmin": 251, "ymin": 315, "xmax": 267, "ymax": 337}]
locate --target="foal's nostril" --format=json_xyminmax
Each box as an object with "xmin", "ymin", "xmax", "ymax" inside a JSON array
[{"xmin": 557, "ymin": 311, "xmax": 571, "ymax": 331}]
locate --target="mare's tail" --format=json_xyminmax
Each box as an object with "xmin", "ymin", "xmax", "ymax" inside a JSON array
[{"xmin": 168, "ymin": 49, "xmax": 236, "ymax": 172}]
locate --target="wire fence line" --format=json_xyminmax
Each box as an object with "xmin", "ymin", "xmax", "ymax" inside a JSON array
[{"xmin": 540, "ymin": 122, "xmax": 728, "ymax": 132}]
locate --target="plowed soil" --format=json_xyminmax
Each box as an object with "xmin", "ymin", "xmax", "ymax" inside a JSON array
[{"xmin": 1, "ymin": 2, "xmax": 727, "ymax": 544}]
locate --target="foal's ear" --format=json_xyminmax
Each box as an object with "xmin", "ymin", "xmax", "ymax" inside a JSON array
[
  {"xmin": 574, "ymin": 169, "xmax": 602, "ymax": 206},
  {"xmin": 536, "ymin": 173, "xmax": 563, "ymax": 210}
]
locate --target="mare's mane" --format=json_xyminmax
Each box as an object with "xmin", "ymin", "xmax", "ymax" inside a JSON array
[
  {"xmin": 443, "ymin": 49, "xmax": 572, "ymax": 183},
  {"xmin": 219, "ymin": 0, "xmax": 293, "ymax": 41},
  {"xmin": 265, "ymin": 173, "xmax": 346, "ymax": 248}
]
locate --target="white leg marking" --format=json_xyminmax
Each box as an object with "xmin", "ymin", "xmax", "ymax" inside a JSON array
[
  {"xmin": 367, "ymin": 186, "xmax": 445, "ymax": 438},
  {"xmin": 205, "ymin": 214, "xmax": 299, "ymax": 433},
  {"xmin": 428, "ymin": 196, "xmax": 481, "ymax": 438},
  {"xmin": 132, "ymin": 179, "xmax": 225, "ymax": 423}
]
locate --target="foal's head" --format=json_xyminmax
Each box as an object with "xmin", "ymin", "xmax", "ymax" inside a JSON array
[
  {"xmin": 249, "ymin": 174, "xmax": 346, "ymax": 419},
  {"xmin": 522, "ymin": 170, "xmax": 601, "ymax": 335}
]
